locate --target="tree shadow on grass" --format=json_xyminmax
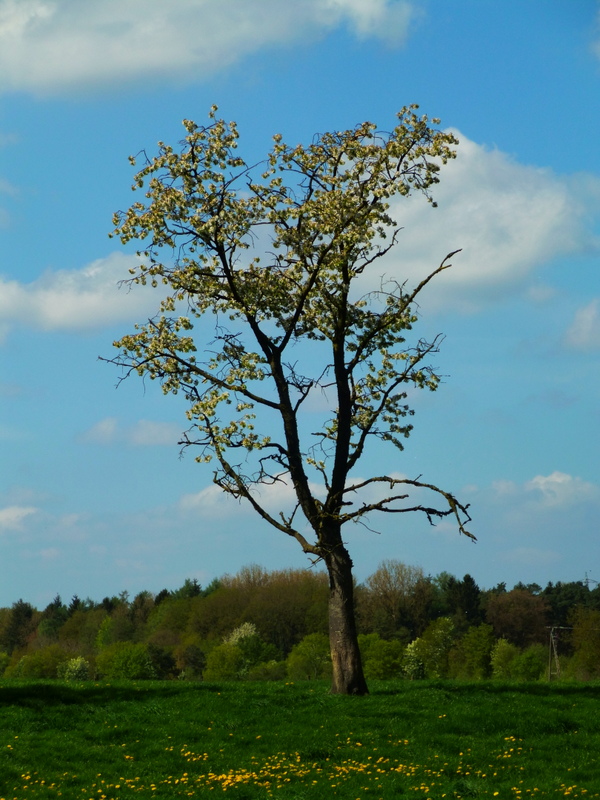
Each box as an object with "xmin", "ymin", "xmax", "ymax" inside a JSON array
[
  {"xmin": 371, "ymin": 680, "xmax": 600, "ymax": 699},
  {"xmin": 0, "ymin": 680, "xmax": 221, "ymax": 709}
]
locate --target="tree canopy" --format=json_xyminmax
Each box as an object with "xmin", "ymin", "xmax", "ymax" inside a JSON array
[{"xmin": 106, "ymin": 106, "xmax": 474, "ymax": 693}]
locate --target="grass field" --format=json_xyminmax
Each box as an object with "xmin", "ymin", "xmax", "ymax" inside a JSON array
[{"xmin": 0, "ymin": 680, "xmax": 598, "ymax": 798}]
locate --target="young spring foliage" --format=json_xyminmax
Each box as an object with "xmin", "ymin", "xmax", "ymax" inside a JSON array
[
  {"xmin": 107, "ymin": 106, "xmax": 474, "ymax": 693},
  {"xmin": 109, "ymin": 106, "xmax": 471, "ymax": 545}
]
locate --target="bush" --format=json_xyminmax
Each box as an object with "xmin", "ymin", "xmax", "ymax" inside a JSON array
[
  {"xmin": 403, "ymin": 640, "xmax": 425, "ymax": 680},
  {"xmin": 147, "ymin": 644, "xmax": 176, "ymax": 679},
  {"xmin": 5, "ymin": 645, "xmax": 70, "ymax": 679},
  {"xmin": 96, "ymin": 642, "xmax": 156, "ymax": 679},
  {"xmin": 511, "ymin": 644, "xmax": 547, "ymax": 681},
  {"xmin": 404, "ymin": 618, "xmax": 455, "ymax": 679},
  {"xmin": 203, "ymin": 643, "xmax": 244, "ymax": 680},
  {"xmin": 0, "ymin": 651, "xmax": 10, "ymax": 677},
  {"xmin": 174, "ymin": 642, "xmax": 206, "ymax": 679},
  {"xmin": 59, "ymin": 656, "xmax": 91, "ymax": 681},
  {"xmin": 287, "ymin": 633, "xmax": 331, "ymax": 680},
  {"xmin": 449, "ymin": 624, "xmax": 495, "ymax": 679},
  {"xmin": 568, "ymin": 608, "xmax": 600, "ymax": 679},
  {"xmin": 358, "ymin": 633, "xmax": 404, "ymax": 679},
  {"xmin": 246, "ymin": 660, "xmax": 287, "ymax": 681},
  {"xmin": 211, "ymin": 624, "xmax": 281, "ymax": 678},
  {"xmin": 490, "ymin": 638, "xmax": 519, "ymax": 678}
]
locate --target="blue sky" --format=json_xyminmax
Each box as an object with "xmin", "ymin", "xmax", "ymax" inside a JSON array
[{"xmin": 1, "ymin": 0, "xmax": 599, "ymax": 608}]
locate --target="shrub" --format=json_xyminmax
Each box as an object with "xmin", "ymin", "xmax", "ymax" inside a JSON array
[
  {"xmin": 5, "ymin": 645, "xmax": 70, "ymax": 679},
  {"xmin": 0, "ymin": 651, "xmax": 10, "ymax": 677},
  {"xmin": 287, "ymin": 633, "xmax": 331, "ymax": 680},
  {"xmin": 246, "ymin": 660, "xmax": 287, "ymax": 681},
  {"xmin": 203, "ymin": 643, "xmax": 244, "ymax": 680},
  {"xmin": 404, "ymin": 618, "xmax": 455, "ymax": 679},
  {"xmin": 403, "ymin": 640, "xmax": 425, "ymax": 679},
  {"xmin": 568, "ymin": 608, "xmax": 600, "ymax": 679},
  {"xmin": 217, "ymin": 623, "xmax": 280, "ymax": 677},
  {"xmin": 358, "ymin": 633, "xmax": 404, "ymax": 679},
  {"xmin": 96, "ymin": 642, "xmax": 156, "ymax": 679},
  {"xmin": 449, "ymin": 624, "xmax": 495, "ymax": 679},
  {"xmin": 511, "ymin": 644, "xmax": 547, "ymax": 681},
  {"xmin": 174, "ymin": 641, "xmax": 206, "ymax": 679},
  {"xmin": 490, "ymin": 638, "xmax": 519, "ymax": 678},
  {"xmin": 59, "ymin": 656, "xmax": 91, "ymax": 681},
  {"xmin": 147, "ymin": 644, "xmax": 176, "ymax": 679}
]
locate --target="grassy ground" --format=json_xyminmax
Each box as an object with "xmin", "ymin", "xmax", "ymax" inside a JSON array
[{"xmin": 0, "ymin": 680, "xmax": 598, "ymax": 798}]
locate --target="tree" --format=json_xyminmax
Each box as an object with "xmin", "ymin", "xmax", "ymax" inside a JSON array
[
  {"xmin": 569, "ymin": 607, "xmax": 600, "ymax": 679},
  {"xmin": 490, "ymin": 638, "xmax": 519, "ymax": 679},
  {"xmin": 449, "ymin": 623, "xmax": 495, "ymax": 679},
  {"xmin": 0, "ymin": 599, "xmax": 37, "ymax": 654},
  {"xmin": 358, "ymin": 560, "xmax": 433, "ymax": 640},
  {"xmin": 106, "ymin": 106, "xmax": 474, "ymax": 695},
  {"xmin": 444, "ymin": 574, "xmax": 483, "ymax": 632},
  {"xmin": 485, "ymin": 589, "xmax": 549, "ymax": 649}
]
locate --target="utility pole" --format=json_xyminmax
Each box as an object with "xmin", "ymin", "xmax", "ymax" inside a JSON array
[{"xmin": 547, "ymin": 626, "xmax": 572, "ymax": 680}]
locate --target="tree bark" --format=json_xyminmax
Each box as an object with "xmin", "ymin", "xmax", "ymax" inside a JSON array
[{"xmin": 326, "ymin": 541, "xmax": 369, "ymax": 695}]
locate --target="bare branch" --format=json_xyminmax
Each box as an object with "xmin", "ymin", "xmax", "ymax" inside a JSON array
[{"xmin": 341, "ymin": 475, "xmax": 475, "ymax": 540}]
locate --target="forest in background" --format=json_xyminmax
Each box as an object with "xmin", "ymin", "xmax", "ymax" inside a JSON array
[{"xmin": 1, "ymin": 561, "xmax": 599, "ymax": 683}]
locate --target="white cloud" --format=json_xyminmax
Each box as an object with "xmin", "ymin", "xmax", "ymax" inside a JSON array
[
  {"xmin": 0, "ymin": 252, "xmax": 160, "ymax": 336},
  {"xmin": 179, "ymin": 484, "xmax": 245, "ymax": 516},
  {"xmin": 180, "ymin": 474, "xmax": 325, "ymax": 519},
  {"xmin": 487, "ymin": 471, "xmax": 598, "ymax": 511},
  {"xmin": 127, "ymin": 420, "xmax": 182, "ymax": 446},
  {"xmin": 0, "ymin": 0, "xmax": 415, "ymax": 96},
  {"xmin": 181, "ymin": 479, "xmax": 298, "ymax": 517},
  {"xmin": 78, "ymin": 417, "xmax": 181, "ymax": 446},
  {"xmin": 524, "ymin": 471, "xmax": 599, "ymax": 508},
  {"xmin": 0, "ymin": 505, "xmax": 38, "ymax": 531},
  {"xmin": 565, "ymin": 298, "xmax": 600, "ymax": 350},
  {"xmin": 78, "ymin": 417, "xmax": 119, "ymax": 445},
  {"xmin": 366, "ymin": 133, "xmax": 600, "ymax": 312},
  {"xmin": 38, "ymin": 547, "xmax": 60, "ymax": 561},
  {"xmin": 320, "ymin": 0, "xmax": 415, "ymax": 44}
]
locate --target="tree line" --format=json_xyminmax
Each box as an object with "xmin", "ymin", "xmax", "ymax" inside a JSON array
[{"xmin": 1, "ymin": 561, "xmax": 599, "ymax": 682}]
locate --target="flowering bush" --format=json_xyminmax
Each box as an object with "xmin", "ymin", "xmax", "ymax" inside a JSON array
[
  {"xmin": 59, "ymin": 656, "xmax": 91, "ymax": 681},
  {"xmin": 403, "ymin": 618, "xmax": 455, "ymax": 678}
]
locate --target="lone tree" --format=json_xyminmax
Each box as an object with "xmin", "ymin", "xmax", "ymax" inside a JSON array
[{"xmin": 106, "ymin": 105, "xmax": 474, "ymax": 695}]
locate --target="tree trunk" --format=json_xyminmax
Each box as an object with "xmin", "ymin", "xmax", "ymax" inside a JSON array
[{"xmin": 326, "ymin": 542, "xmax": 369, "ymax": 695}]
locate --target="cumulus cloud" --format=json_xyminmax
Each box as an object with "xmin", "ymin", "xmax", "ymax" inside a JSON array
[
  {"xmin": 78, "ymin": 417, "xmax": 181, "ymax": 446},
  {"xmin": 0, "ymin": 0, "xmax": 415, "ymax": 96},
  {"xmin": 365, "ymin": 133, "xmax": 600, "ymax": 312},
  {"xmin": 0, "ymin": 252, "xmax": 160, "ymax": 336},
  {"xmin": 565, "ymin": 298, "xmax": 600, "ymax": 350},
  {"xmin": 127, "ymin": 420, "xmax": 183, "ymax": 446},
  {"xmin": 180, "ymin": 475, "xmax": 326, "ymax": 520},
  {"xmin": 524, "ymin": 471, "xmax": 599, "ymax": 508},
  {"xmin": 0, "ymin": 505, "xmax": 38, "ymax": 531},
  {"xmin": 3, "ymin": 135, "xmax": 596, "ymax": 337},
  {"xmin": 320, "ymin": 0, "xmax": 415, "ymax": 44},
  {"xmin": 486, "ymin": 471, "xmax": 599, "ymax": 513}
]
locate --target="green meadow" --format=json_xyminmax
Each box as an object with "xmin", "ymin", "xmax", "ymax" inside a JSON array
[{"xmin": 1, "ymin": 681, "xmax": 599, "ymax": 798}]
